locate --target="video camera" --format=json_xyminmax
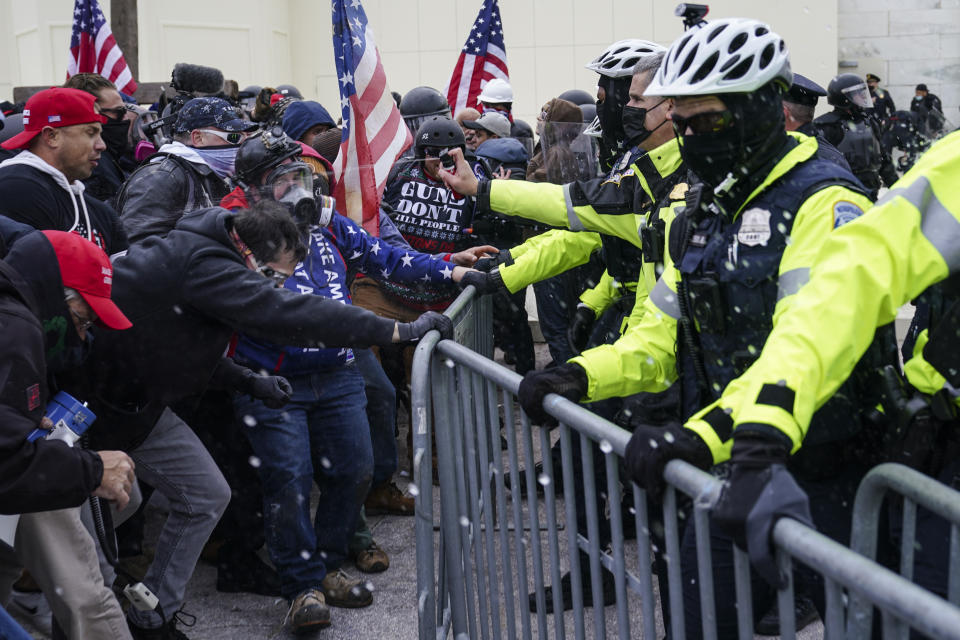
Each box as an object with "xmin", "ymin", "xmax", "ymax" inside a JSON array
[
  {"xmin": 675, "ymin": 3, "xmax": 709, "ymax": 30},
  {"xmin": 143, "ymin": 63, "xmax": 227, "ymax": 147}
]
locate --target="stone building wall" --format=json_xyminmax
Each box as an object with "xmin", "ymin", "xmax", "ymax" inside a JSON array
[{"xmin": 839, "ymin": 0, "xmax": 960, "ymax": 124}]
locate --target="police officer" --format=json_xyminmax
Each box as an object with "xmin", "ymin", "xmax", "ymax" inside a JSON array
[
  {"xmin": 705, "ymin": 128, "xmax": 960, "ymax": 633},
  {"xmin": 455, "ymin": 17, "xmax": 896, "ymax": 637},
  {"xmin": 783, "ymin": 73, "xmax": 850, "ymax": 170},
  {"xmin": 814, "ymin": 73, "xmax": 899, "ymax": 196},
  {"xmin": 866, "ymin": 73, "xmax": 896, "ymax": 124}
]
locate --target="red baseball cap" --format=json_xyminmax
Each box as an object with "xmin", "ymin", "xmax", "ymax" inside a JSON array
[
  {"xmin": 42, "ymin": 231, "xmax": 132, "ymax": 330},
  {"xmin": 1, "ymin": 87, "xmax": 107, "ymax": 150}
]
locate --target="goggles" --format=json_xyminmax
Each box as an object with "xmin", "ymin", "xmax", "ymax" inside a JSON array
[
  {"xmin": 259, "ymin": 162, "xmax": 315, "ymax": 201},
  {"xmin": 199, "ymin": 129, "xmax": 249, "ymax": 145},
  {"xmin": 671, "ymin": 109, "xmax": 735, "ymax": 136}
]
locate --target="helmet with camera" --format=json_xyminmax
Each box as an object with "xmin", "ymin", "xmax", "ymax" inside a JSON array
[
  {"xmin": 413, "ymin": 116, "xmax": 465, "ymax": 159},
  {"xmin": 234, "ymin": 128, "xmax": 323, "ymax": 227},
  {"xmin": 400, "ymin": 86, "xmax": 451, "ymax": 135}
]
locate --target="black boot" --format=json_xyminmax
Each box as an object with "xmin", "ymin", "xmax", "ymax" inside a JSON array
[
  {"xmin": 528, "ymin": 554, "xmax": 617, "ymax": 613},
  {"xmin": 216, "ymin": 547, "xmax": 281, "ymax": 597}
]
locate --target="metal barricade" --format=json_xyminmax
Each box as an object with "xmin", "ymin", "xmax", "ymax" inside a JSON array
[{"xmin": 413, "ymin": 287, "xmax": 960, "ymax": 640}]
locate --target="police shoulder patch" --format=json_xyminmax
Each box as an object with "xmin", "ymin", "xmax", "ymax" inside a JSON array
[{"xmin": 832, "ymin": 200, "xmax": 863, "ymax": 229}]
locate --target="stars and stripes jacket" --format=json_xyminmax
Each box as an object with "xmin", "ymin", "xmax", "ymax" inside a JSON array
[{"xmin": 233, "ymin": 211, "xmax": 456, "ymax": 374}]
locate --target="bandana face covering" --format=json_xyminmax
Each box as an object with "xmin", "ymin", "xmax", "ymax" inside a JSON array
[{"xmin": 194, "ymin": 145, "xmax": 240, "ymax": 178}]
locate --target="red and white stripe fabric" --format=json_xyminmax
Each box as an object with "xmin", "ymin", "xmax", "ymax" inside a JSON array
[
  {"xmin": 446, "ymin": 0, "xmax": 508, "ymax": 114},
  {"xmin": 331, "ymin": 0, "xmax": 411, "ymax": 236},
  {"xmin": 67, "ymin": 0, "xmax": 137, "ymax": 96}
]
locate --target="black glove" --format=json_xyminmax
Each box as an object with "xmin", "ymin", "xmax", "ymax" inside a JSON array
[
  {"xmin": 624, "ymin": 422, "xmax": 712, "ymax": 495},
  {"xmin": 245, "ymin": 374, "xmax": 293, "ymax": 409},
  {"xmin": 712, "ymin": 432, "xmax": 813, "ymax": 588},
  {"xmin": 474, "ymin": 248, "xmax": 512, "ymax": 272},
  {"xmin": 396, "ymin": 311, "xmax": 453, "ymax": 342},
  {"xmin": 567, "ymin": 305, "xmax": 596, "ymax": 355},
  {"xmin": 517, "ymin": 363, "xmax": 588, "ymax": 426},
  {"xmin": 459, "ymin": 269, "xmax": 504, "ymax": 296}
]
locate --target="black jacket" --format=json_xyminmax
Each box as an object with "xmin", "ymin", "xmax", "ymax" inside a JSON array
[
  {"xmin": 0, "ymin": 232, "xmax": 103, "ymax": 514},
  {"xmin": 76, "ymin": 207, "xmax": 398, "ymax": 450},
  {"xmin": 116, "ymin": 150, "xmax": 231, "ymax": 243},
  {"xmin": 0, "ymin": 161, "xmax": 128, "ymax": 254}
]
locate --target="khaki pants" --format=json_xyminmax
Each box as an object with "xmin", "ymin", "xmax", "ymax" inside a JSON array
[
  {"xmin": 0, "ymin": 507, "xmax": 132, "ymax": 640},
  {"xmin": 350, "ymin": 278, "xmax": 421, "ymax": 379}
]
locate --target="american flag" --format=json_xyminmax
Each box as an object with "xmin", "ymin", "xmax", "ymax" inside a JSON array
[
  {"xmin": 331, "ymin": 0, "xmax": 411, "ymax": 236},
  {"xmin": 67, "ymin": 0, "xmax": 137, "ymax": 96},
  {"xmin": 445, "ymin": 0, "xmax": 509, "ymax": 114}
]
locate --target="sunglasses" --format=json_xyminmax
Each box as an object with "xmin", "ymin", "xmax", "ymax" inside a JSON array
[
  {"xmin": 99, "ymin": 106, "xmax": 128, "ymax": 121},
  {"xmin": 71, "ymin": 308, "xmax": 97, "ymax": 332},
  {"xmin": 257, "ymin": 264, "xmax": 292, "ymax": 286},
  {"xmin": 422, "ymin": 147, "xmax": 451, "ymax": 158},
  {"xmin": 671, "ymin": 110, "xmax": 735, "ymax": 136},
  {"xmin": 199, "ymin": 129, "xmax": 249, "ymax": 145}
]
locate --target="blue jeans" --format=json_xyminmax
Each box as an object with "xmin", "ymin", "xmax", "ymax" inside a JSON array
[
  {"xmin": 354, "ymin": 348, "xmax": 397, "ymax": 487},
  {"xmin": 235, "ymin": 366, "xmax": 373, "ymax": 600},
  {"xmin": 0, "ymin": 605, "xmax": 32, "ymax": 640}
]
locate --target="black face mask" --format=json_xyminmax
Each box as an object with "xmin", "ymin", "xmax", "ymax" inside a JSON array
[
  {"xmin": 621, "ymin": 100, "xmax": 668, "ymax": 148},
  {"xmin": 100, "ymin": 119, "xmax": 130, "ymax": 157},
  {"xmin": 677, "ymin": 85, "xmax": 788, "ymax": 190}
]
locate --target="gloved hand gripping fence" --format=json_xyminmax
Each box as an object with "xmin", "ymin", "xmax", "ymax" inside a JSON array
[{"xmin": 517, "ymin": 363, "xmax": 588, "ymax": 426}]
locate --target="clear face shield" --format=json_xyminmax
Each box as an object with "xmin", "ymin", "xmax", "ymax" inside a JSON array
[
  {"xmin": 842, "ymin": 82, "xmax": 873, "ymax": 109},
  {"xmin": 540, "ymin": 121, "xmax": 599, "ymax": 183}
]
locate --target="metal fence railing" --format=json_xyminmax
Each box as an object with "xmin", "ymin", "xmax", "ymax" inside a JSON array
[{"xmin": 412, "ymin": 287, "xmax": 960, "ymax": 640}]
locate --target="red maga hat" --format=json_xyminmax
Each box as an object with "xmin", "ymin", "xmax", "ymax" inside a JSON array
[
  {"xmin": 42, "ymin": 230, "xmax": 132, "ymax": 330},
  {"xmin": 1, "ymin": 87, "xmax": 107, "ymax": 150}
]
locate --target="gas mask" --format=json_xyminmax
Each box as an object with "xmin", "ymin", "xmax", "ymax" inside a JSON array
[{"xmin": 260, "ymin": 162, "xmax": 331, "ymax": 228}]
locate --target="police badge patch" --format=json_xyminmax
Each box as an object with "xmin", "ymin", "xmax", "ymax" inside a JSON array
[
  {"xmin": 738, "ymin": 208, "xmax": 772, "ymax": 246},
  {"xmin": 832, "ymin": 200, "xmax": 863, "ymax": 228}
]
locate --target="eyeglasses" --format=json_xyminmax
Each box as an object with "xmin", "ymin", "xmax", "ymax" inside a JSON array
[
  {"xmin": 671, "ymin": 110, "xmax": 735, "ymax": 136},
  {"xmin": 199, "ymin": 129, "xmax": 249, "ymax": 145},
  {"xmin": 71, "ymin": 309, "xmax": 97, "ymax": 332},
  {"xmin": 257, "ymin": 264, "xmax": 292, "ymax": 286}
]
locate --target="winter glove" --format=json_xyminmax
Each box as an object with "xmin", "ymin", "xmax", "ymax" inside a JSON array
[
  {"xmin": 567, "ymin": 305, "xmax": 596, "ymax": 355},
  {"xmin": 712, "ymin": 432, "xmax": 813, "ymax": 588},
  {"xmin": 624, "ymin": 422, "xmax": 712, "ymax": 496},
  {"xmin": 474, "ymin": 248, "xmax": 512, "ymax": 273},
  {"xmin": 245, "ymin": 374, "xmax": 293, "ymax": 409},
  {"xmin": 396, "ymin": 311, "xmax": 454, "ymax": 343},
  {"xmin": 517, "ymin": 362, "xmax": 588, "ymax": 427},
  {"xmin": 459, "ymin": 269, "xmax": 505, "ymax": 296}
]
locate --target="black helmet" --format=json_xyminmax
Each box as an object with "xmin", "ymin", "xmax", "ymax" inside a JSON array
[
  {"xmin": 400, "ymin": 86, "xmax": 451, "ymax": 133},
  {"xmin": 414, "ymin": 116, "xmax": 465, "ymax": 157},
  {"xmin": 557, "ymin": 89, "xmax": 595, "ymax": 106},
  {"xmin": 234, "ymin": 127, "xmax": 302, "ymax": 188},
  {"xmin": 239, "ymin": 85, "xmax": 262, "ymax": 99},
  {"xmin": 276, "ymin": 84, "xmax": 303, "ymax": 99},
  {"xmin": 511, "ymin": 118, "xmax": 533, "ymax": 139},
  {"xmin": 827, "ymin": 73, "xmax": 872, "ymax": 111},
  {"xmin": 579, "ymin": 103, "xmax": 597, "ymax": 123}
]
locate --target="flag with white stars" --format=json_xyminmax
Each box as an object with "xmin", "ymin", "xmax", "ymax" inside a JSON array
[
  {"xmin": 67, "ymin": 0, "xmax": 137, "ymax": 95},
  {"xmin": 331, "ymin": 0, "xmax": 412, "ymax": 237},
  {"xmin": 445, "ymin": 0, "xmax": 509, "ymax": 114}
]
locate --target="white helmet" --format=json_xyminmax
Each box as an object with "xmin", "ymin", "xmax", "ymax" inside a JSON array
[
  {"xmin": 585, "ymin": 39, "xmax": 666, "ymax": 78},
  {"xmin": 645, "ymin": 18, "xmax": 792, "ymax": 97},
  {"xmin": 478, "ymin": 78, "xmax": 514, "ymax": 104}
]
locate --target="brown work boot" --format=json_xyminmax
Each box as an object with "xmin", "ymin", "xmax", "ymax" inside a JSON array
[
  {"xmin": 364, "ymin": 481, "xmax": 414, "ymax": 516},
  {"xmin": 284, "ymin": 588, "xmax": 331, "ymax": 634},
  {"xmin": 321, "ymin": 569, "xmax": 373, "ymax": 608},
  {"xmin": 352, "ymin": 541, "xmax": 389, "ymax": 573}
]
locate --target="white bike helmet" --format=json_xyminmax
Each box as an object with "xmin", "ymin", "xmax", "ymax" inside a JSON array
[
  {"xmin": 646, "ymin": 18, "xmax": 792, "ymax": 97},
  {"xmin": 586, "ymin": 39, "xmax": 667, "ymax": 78}
]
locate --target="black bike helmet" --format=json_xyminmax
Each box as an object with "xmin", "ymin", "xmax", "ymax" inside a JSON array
[
  {"xmin": 400, "ymin": 86, "xmax": 451, "ymax": 134},
  {"xmin": 557, "ymin": 89, "xmax": 595, "ymax": 106},
  {"xmin": 414, "ymin": 116, "xmax": 465, "ymax": 157},
  {"xmin": 234, "ymin": 127, "xmax": 303, "ymax": 188},
  {"xmin": 827, "ymin": 74, "xmax": 872, "ymax": 111}
]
